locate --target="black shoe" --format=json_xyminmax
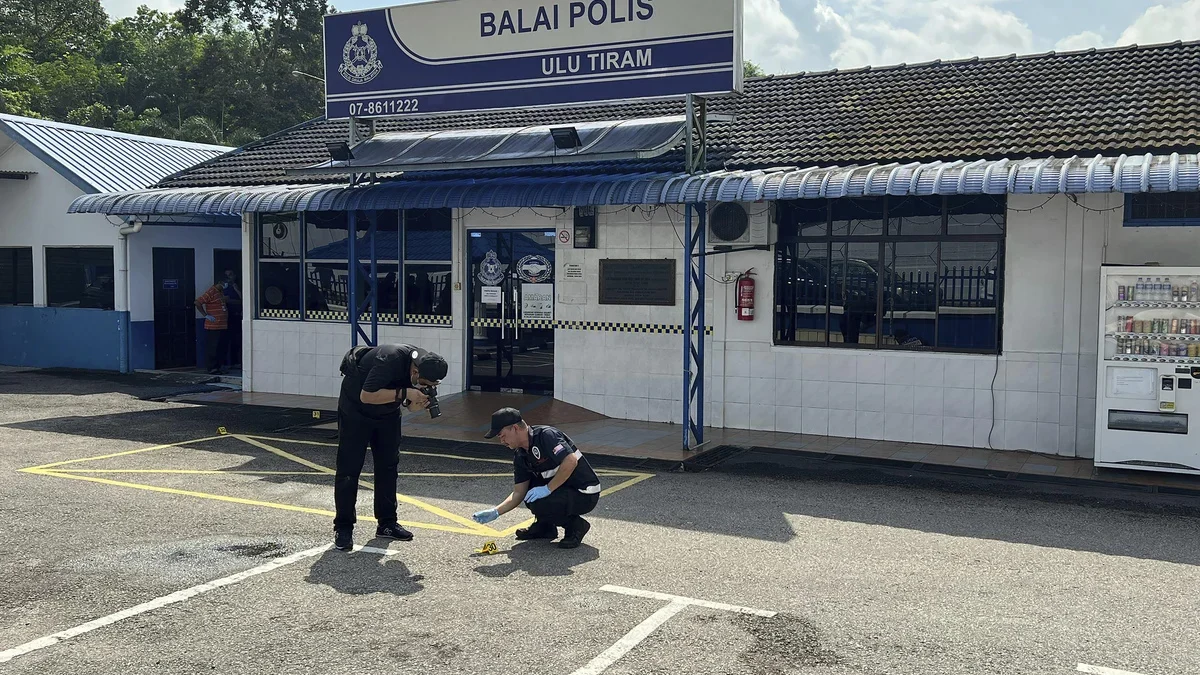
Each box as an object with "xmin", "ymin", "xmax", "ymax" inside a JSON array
[
  {"xmin": 514, "ymin": 522, "xmax": 557, "ymax": 541},
  {"xmin": 334, "ymin": 529, "xmax": 353, "ymax": 551},
  {"xmin": 376, "ymin": 523, "xmax": 414, "ymax": 542},
  {"xmin": 558, "ymin": 518, "xmax": 591, "ymax": 549}
]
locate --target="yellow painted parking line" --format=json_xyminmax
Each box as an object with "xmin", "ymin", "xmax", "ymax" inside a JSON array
[
  {"xmin": 496, "ymin": 471, "xmax": 656, "ymax": 538},
  {"xmin": 235, "ymin": 435, "xmax": 502, "ymax": 537},
  {"xmin": 20, "ymin": 435, "xmax": 227, "ymax": 472},
  {"xmin": 24, "ymin": 468, "xmax": 486, "ymax": 536},
  {"xmin": 48, "ymin": 470, "xmax": 331, "ymax": 476},
  {"xmin": 244, "ymin": 434, "xmax": 518, "ymax": 466},
  {"xmin": 48, "ymin": 469, "xmax": 516, "ymax": 478}
]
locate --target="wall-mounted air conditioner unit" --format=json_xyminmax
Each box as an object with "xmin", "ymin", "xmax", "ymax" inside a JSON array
[{"xmin": 705, "ymin": 202, "xmax": 772, "ymax": 249}]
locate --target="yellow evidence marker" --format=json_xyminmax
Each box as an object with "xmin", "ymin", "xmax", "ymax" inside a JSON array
[{"xmin": 475, "ymin": 541, "xmax": 499, "ymax": 555}]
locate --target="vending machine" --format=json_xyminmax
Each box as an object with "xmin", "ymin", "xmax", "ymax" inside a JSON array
[{"xmin": 1095, "ymin": 266, "xmax": 1200, "ymax": 475}]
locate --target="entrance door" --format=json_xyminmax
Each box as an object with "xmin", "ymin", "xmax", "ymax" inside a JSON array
[
  {"xmin": 152, "ymin": 248, "xmax": 196, "ymax": 369},
  {"xmin": 468, "ymin": 230, "xmax": 556, "ymax": 394}
]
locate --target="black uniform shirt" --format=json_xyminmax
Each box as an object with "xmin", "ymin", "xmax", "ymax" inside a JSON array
[
  {"xmin": 513, "ymin": 426, "xmax": 601, "ymax": 494},
  {"xmin": 338, "ymin": 343, "xmax": 425, "ymax": 419}
]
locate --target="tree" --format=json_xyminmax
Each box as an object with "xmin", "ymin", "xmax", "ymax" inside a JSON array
[
  {"xmin": 744, "ymin": 61, "xmax": 766, "ymax": 78},
  {"xmin": 0, "ymin": 46, "xmax": 39, "ymax": 116},
  {"xmin": 0, "ymin": 0, "xmax": 109, "ymax": 61}
]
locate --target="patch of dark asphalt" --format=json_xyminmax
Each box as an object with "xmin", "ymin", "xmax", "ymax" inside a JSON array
[
  {"xmin": 721, "ymin": 612, "xmax": 843, "ymax": 673},
  {"xmin": 215, "ymin": 542, "xmax": 289, "ymax": 558}
]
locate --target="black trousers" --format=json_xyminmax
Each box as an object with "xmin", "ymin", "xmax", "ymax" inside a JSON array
[
  {"xmin": 527, "ymin": 489, "xmax": 599, "ymax": 532},
  {"xmin": 334, "ymin": 409, "xmax": 400, "ymax": 531},
  {"xmin": 204, "ymin": 329, "xmax": 229, "ymax": 372}
]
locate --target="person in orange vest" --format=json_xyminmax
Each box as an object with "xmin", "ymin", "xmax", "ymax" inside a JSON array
[{"xmin": 194, "ymin": 282, "xmax": 229, "ymax": 374}]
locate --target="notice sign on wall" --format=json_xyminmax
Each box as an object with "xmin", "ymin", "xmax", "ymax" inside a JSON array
[
  {"xmin": 564, "ymin": 263, "xmax": 583, "ymax": 279},
  {"xmin": 599, "ymin": 259, "xmax": 676, "ymax": 306},
  {"xmin": 522, "ymin": 283, "xmax": 554, "ymax": 320},
  {"xmin": 481, "ymin": 286, "xmax": 502, "ymax": 304}
]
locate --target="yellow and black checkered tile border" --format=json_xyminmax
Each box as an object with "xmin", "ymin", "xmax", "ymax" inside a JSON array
[
  {"xmin": 470, "ymin": 319, "xmax": 713, "ymax": 335},
  {"xmin": 556, "ymin": 321, "xmax": 714, "ymax": 335},
  {"xmin": 405, "ymin": 314, "xmax": 453, "ymax": 326},
  {"xmin": 259, "ymin": 308, "xmax": 300, "ymax": 319}
]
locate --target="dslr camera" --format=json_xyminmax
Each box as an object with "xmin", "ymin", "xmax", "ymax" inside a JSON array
[{"xmin": 418, "ymin": 385, "xmax": 441, "ymax": 419}]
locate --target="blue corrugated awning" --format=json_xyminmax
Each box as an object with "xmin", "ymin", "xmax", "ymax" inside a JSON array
[{"xmin": 68, "ymin": 153, "xmax": 1200, "ymax": 216}]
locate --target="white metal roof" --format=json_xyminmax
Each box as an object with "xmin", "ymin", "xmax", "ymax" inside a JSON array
[{"xmin": 0, "ymin": 113, "xmax": 231, "ymax": 194}]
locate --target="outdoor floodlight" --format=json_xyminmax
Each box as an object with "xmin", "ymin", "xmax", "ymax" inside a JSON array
[
  {"xmin": 326, "ymin": 141, "xmax": 354, "ymax": 162},
  {"xmin": 550, "ymin": 126, "xmax": 582, "ymax": 150}
]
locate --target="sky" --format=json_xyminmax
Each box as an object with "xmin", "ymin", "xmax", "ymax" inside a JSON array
[{"xmin": 99, "ymin": 0, "xmax": 1200, "ymax": 76}]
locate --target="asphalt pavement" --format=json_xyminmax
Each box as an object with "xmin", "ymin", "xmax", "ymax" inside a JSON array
[{"xmin": 1, "ymin": 368, "xmax": 1197, "ymax": 675}]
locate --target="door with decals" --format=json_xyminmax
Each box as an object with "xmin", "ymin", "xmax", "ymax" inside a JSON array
[{"xmin": 468, "ymin": 230, "xmax": 556, "ymax": 394}]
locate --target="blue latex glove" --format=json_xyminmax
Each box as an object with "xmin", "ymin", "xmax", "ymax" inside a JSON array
[
  {"xmin": 472, "ymin": 508, "xmax": 499, "ymax": 524},
  {"xmin": 204, "ymin": 314, "xmax": 216, "ymax": 323},
  {"xmin": 524, "ymin": 486, "xmax": 552, "ymax": 503}
]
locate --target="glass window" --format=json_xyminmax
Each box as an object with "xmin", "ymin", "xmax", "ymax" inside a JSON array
[
  {"xmin": 259, "ymin": 213, "xmax": 301, "ymax": 258},
  {"xmin": 260, "ymin": 261, "xmax": 302, "ymax": 318},
  {"xmin": 777, "ymin": 199, "xmax": 829, "ymax": 239},
  {"xmin": 831, "ymin": 242, "xmax": 881, "ymax": 346},
  {"xmin": 0, "ymin": 247, "xmax": 33, "ymax": 305},
  {"xmin": 774, "ymin": 242, "xmax": 829, "ymax": 344},
  {"xmin": 831, "ymin": 197, "xmax": 884, "ymax": 237},
  {"xmin": 888, "ymin": 196, "xmax": 942, "ymax": 236},
  {"xmin": 882, "ymin": 242, "xmax": 938, "ymax": 348},
  {"xmin": 1126, "ymin": 193, "xmax": 1200, "ymax": 224},
  {"xmin": 403, "ymin": 209, "xmax": 452, "ymax": 323},
  {"xmin": 305, "ymin": 262, "xmax": 399, "ymax": 321},
  {"xmin": 938, "ymin": 242, "xmax": 1001, "ymax": 351},
  {"xmin": 257, "ymin": 213, "xmax": 301, "ymax": 319},
  {"xmin": 46, "ymin": 247, "xmax": 114, "ymax": 310},
  {"xmin": 774, "ymin": 196, "xmax": 1006, "ymax": 353},
  {"xmin": 306, "ymin": 211, "xmax": 349, "ymax": 260},
  {"xmin": 948, "ymin": 195, "xmax": 1005, "ymax": 235}
]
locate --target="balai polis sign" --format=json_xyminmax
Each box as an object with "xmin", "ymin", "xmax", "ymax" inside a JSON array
[{"xmin": 323, "ymin": 0, "xmax": 743, "ymax": 119}]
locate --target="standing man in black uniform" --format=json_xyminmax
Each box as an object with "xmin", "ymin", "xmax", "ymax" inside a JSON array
[
  {"xmin": 334, "ymin": 343, "xmax": 448, "ymax": 551},
  {"xmin": 471, "ymin": 408, "xmax": 601, "ymax": 549}
]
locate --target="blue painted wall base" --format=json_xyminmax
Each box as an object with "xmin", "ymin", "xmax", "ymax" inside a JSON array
[
  {"xmin": 131, "ymin": 321, "xmax": 155, "ymax": 371},
  {"xmin": 0, "ymin": 306, "xmax": 123, "ymax": 371}
]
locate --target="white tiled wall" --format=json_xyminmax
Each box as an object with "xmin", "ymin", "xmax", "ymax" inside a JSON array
[
  {"xmin": 242, "ymin": 193, "xmax": 1200, "ymax": 458},
  {"xmin": 551, "ymin": 205, "xmax": 719, "ymax": 423},
  {"xmin": 248, "ymin": 319, "xmax": 463, "ymax": 398}
]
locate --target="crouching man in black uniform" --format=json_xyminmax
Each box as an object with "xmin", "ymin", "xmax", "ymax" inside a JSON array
[
  {"xmin": 471, "ymin": 408, "xmax": 600, "ymax": 549},
  {"xmin": 334, "ymin": 343, "xmax": 448, "ymax": 551}
]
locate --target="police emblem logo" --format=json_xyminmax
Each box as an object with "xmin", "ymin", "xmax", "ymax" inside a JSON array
[
  {"xmin": 478, "ymin": 250, "xmax": 505, "ymax": 286},
  {"xmin": 516, "ymin": 255, "xmax": 552, "ymax": 283},
  {"xmin": 339, "ymin": 22, "xmax": 383, "ymax": 85}
]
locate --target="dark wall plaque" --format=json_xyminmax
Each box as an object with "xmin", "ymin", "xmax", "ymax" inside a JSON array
[{"xmin": 599, "ymin": 259, "xmax": 676, "ymax": 306}]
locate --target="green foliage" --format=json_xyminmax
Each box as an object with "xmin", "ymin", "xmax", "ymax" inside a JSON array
[
  {"xmin": 744, "ymin": 61, "xmax": 767, "ymax": 78},
  {"xmin": 0, "ymin": 0, "xmax": 322, "ymax": 145}
]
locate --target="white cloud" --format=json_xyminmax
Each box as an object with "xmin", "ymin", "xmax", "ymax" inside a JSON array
[
  {"xmin": 1055, "ymin": 30, "xmax": 1107, "ymax": 52},
  {"xmin": 1117, "ymin": 0, "xmax": 1200, "ymax": 46},
  {"xmin": 742, "ymin": 0, "xmax": 810, "ymax": 74},
  {"xmin": 101, "ymin": 0, "xmax": 182, "ymax": 20},
  {"xmin": 811, "ymin": 0, "xmax": 1035, "ymax": 70}
]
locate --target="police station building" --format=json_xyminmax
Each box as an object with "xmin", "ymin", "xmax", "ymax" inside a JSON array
[{"xmin": 70, "ymin": 34, "xmax": 1200, "ymax": 461}]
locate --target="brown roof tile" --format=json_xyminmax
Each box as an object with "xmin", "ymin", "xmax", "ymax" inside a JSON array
[{"xmin": 161, "ymin": 39, "xmax": 1200, "ymax": 188}]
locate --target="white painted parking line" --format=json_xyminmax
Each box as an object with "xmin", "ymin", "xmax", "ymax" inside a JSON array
[
  {"xmin": 1077, "ymin": 664, "xmax": 1148, "ymax": 675},
  {"xmin": 599, "ymin": 584, "xmax": 778, "ymax": 617},
  {"xmin": 569, "ymin": 586, "xmax": 777, "ymax": 674},
  {"xmin": 569, "ymin": 601, "xmax": 689, "ymax": 675},
  {"xmin": 0, "ymin": 543, "xmax": 398, "ymax": 664}
]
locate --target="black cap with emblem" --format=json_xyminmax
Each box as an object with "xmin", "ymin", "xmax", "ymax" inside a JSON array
[{"xmin": 484, "ymin": 407, "xmax": 523, "ymax": 438}]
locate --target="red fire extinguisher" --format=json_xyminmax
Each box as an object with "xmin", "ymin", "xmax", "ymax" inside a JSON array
[{"xmin": 736, "ymin": 269, "xmax": 756, "ymax": 321}]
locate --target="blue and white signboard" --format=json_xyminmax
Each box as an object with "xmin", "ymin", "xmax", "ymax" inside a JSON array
[{"xmin": 323, "ymin": 0, "xmax": 742, "ymax": 119}]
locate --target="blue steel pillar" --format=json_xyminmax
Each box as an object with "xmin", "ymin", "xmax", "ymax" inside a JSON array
[
  {"xmin": 682, "ymin": 203, "xmax": 707, "ymax": 450},
  {"xmin": 347, "ymin": 210, "xmax": 379, "ymax": 347}
]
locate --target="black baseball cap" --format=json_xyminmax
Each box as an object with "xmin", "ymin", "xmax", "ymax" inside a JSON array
[{"xmin": 484, "ymin": 407, "xmax": 523, "ymax": 438}]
